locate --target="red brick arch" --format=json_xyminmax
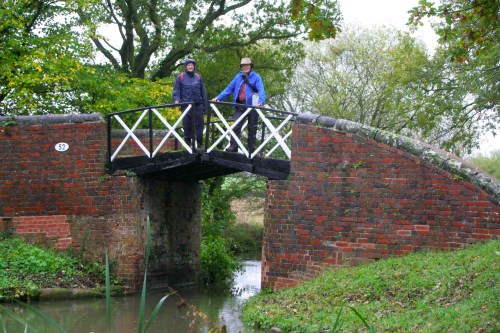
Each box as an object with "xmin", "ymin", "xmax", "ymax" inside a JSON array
[{"xmin": 262, "ymin": 114, "xmax": 499, "ymax": 290}]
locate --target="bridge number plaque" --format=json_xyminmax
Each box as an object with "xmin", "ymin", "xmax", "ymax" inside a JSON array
[{"xmin": 55, "ymin": 142, "xmax": 69, "ymax": 152}]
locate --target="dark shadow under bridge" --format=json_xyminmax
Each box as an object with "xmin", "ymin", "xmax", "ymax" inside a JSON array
[{"xmin": 106, "ymin": 102, "xmax": 297, "ymax": 181}]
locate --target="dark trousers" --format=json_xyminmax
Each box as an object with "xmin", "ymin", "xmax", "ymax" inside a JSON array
[
  {"xmin": 230, "ymin": 104, "xmax": 258, "ymax": 152},
  {"xmin": 182, "ymin": 104, "xmax": 204, "ymax": 144}
]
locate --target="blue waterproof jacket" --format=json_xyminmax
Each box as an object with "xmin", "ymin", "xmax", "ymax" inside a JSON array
[
  {"xmin": 172, "ymin": 71, "xmax": 208, "ymax": 109},
  {"xmin": 216, "ymin": 71, "xmax": 266, "ymax": 105}
]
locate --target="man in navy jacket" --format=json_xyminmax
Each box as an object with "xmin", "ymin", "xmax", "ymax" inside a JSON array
[{"xmin": 212, "ymin": 58, "xmax": 266, "ymax": 153}]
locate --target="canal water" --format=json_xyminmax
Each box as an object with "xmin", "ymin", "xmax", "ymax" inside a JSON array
[{"xmin": 3, "ymin": 261, "xmax": 265, "ymax": 333}]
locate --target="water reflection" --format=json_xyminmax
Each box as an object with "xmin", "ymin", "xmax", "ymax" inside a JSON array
[{"xmin": 2, "ymin": 261, "xmax": 264, "ymax": 333}]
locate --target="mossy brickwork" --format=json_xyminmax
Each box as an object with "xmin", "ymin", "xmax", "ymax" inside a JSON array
[
  {"xmin": 262, "ymin": 114, "xmax": 499, "ymax": 290},
  {"xmin": 0, "ymin": 114, "xmax": 201, "ymax": 292}
]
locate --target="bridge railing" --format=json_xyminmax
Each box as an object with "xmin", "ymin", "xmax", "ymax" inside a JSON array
[{"xmin": 106, "ymin": 102, "xmax": 298, "ymax": 163}]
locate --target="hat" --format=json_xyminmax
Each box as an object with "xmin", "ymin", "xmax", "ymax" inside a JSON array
[
  {"xmin": 185, "ymin": 59, "xmax": 196, "ymax": 67},
  {"xmin": 240, "ymin": 58, "xmax": 254, "ymax": 68}
]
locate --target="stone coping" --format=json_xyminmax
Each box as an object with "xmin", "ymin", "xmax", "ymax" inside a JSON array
[
  {"xmin": 0, "ymin": 113, "xmax": 104, "ymax": 125},
  {"xmin": 296, "ymin": 113, "xmax": 500, "ymax": 201}
]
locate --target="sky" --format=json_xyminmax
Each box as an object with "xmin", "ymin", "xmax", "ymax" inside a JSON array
[
  {"xmin": 336, "ymin": 0, "xmax": 498, "ymax": 156},
  {"xmin": 338, "ymin": 0, "xmax": 437, "ymax": 49}
]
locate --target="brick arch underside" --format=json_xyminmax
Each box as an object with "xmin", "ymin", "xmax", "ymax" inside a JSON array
[{"xmin": 262, "ymin": 122, "xmax": 499, "ymax": 290}]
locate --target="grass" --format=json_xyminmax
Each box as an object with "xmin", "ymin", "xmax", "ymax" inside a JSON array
[
  {"xmin": 242, "ymin": 240, "xmax": 499, "ymax": 332},
  {"xmin": 228, "ymin": 198, "xmax": 264, "ymax": 259},
  {"xmin": 0, "ymin": 238, "xmax": 110, "ymax": 300},
  {"xmin": 226, "ymin": 221, "xmax": 264, "ymax": 259}
]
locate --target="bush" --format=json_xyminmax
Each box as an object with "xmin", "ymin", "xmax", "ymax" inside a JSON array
[
  {"xmin": 199, "ymin": 236, "xmax": 242, "ymax": 285},
  {"xmin": 200, "ymin": 175, "xmax": 266, "ymax": 285}
]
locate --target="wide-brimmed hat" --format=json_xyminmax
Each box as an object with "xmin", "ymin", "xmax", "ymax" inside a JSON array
[{"xmin": 240, "ymin": 58, "xmax": 254, "ymax": 68}]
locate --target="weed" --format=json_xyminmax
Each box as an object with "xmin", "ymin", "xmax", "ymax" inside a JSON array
[
  {"xmin": 98, "ymin": 174, "xmax": 111, "ymax": 182},
  {"xmin": 0, "ymin": 116, "xmax": 16, "ymax": 127},
  {"xmin": 353, "ymin": 161, "xmax": 363, "ymax": 169},
  {"xmin": 0, "ymin": 218, "xmax": 15, "ymax": 240},
  {"xmin": 123, "ymin": 170, "xmax": 136, "ymax": 177}
]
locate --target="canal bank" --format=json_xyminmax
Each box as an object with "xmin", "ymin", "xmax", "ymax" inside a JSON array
[{"xmin": 2, "ymin": 260, "xmax": 264, "ymax": 332}]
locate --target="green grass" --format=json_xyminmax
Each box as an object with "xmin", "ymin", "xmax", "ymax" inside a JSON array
[
  {"xmin": 226, "ymin": 221, "xmax": 264, "ymax": 259},
  {"xmin": 242, "ymin": 241, "xmax": 499, "ymax": 332},
  {"xmin": 0, "ymin": 238, "xmax": 110, "ymax": 300}
]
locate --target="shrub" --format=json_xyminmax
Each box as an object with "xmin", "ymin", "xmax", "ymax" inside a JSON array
[{"xmin": 199, "ymin": 236, "xmax": 242, "ymax": 285}]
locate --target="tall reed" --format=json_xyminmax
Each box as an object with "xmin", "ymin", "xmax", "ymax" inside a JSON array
[{"xmin": 105, "ymin": 216, "xmax": 172, "ymax": 333}]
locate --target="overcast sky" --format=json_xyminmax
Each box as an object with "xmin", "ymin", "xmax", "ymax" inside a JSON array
[
  {"xmin": 337, "ymin": 0, "xmax": 498, "ymax": 156},
  {"xmin": 338, "ymin": 0, "xmax": 438, "ymax": 52}
]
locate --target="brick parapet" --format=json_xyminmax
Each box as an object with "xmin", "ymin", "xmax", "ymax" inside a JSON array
[
  {"xmin": 296, "ymin": 114, "xmax": 499, "ymax": 199},
  {"xmin": 263, "ymin": 115, "xmax": 499, "ymax": 290}
]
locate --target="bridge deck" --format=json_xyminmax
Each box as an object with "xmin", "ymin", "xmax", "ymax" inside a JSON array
[{"xmin": 108, "ymin": 150, "xmax": 290, "ymax": 181}]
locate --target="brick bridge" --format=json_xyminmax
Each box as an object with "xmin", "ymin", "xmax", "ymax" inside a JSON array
[{"xmin": 0, "ymin": 110, "xmax": 498, "ymax": 292}]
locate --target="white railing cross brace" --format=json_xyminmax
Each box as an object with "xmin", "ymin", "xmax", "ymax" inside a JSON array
[
  {"xmin": 207, "ymin": 104, "xmax": 249, "ymax": 156},
  {"xmin": 267, "ymin": 130, "xmax": 292, "ymax": 157},
  {"xmin": 251, "ymin": 111, "xmax": 293, "ymax": 159},
  {"xmin": 111, "ymin": 110, "xmax": 150, "ymax": 161},
  {"xmin": 151, "ymin": 105, "xmax": 192, "ymax": 156}
]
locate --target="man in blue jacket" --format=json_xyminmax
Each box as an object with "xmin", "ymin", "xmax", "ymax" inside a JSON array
[
  {"xmin": 173, "ymin": 59, "xmax": 208, "ymax": 148},
  {"xmin": 212, "ymin": 58, "xmax": 266, "ymax": 153}
]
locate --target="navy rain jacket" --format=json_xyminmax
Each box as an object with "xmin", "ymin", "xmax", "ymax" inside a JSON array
[{"xmin": 172, "ymin": 71, "xmax": 208, "ymax": 110}]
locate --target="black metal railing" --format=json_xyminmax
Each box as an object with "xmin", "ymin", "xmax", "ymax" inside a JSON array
[{"xmin": 106, "ymin": 102, "xmax": 298, "ymax": 163}]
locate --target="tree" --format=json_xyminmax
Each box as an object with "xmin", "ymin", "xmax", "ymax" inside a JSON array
[
  {"xmin": 408, "ymin": 0, "xmax": 499, "ymax": 64},
  {"xmin": 408, "ymin": 0, "xmax": 499, "ymax": 153},
  {"xmin": 188, "ymin": 40, "xmax": 306, "ymax": 103},
  {"xmin": 76, "ymin": 0, "xmax": 342, "ymax": 80},
  {"xmin": 275, "ymin": 25, "xmax": 490, "ymax": 155},
  {"xmin": 0, "ymin": 0, "xmax": 174, "ymax": 116},
  {"xmin": 276, "ymin": 27, "xmax": 429, "ymax": 129},
  {"xmin": 1, "ymin": 0, "xmax": 88, "ymax": 114},
  {"xmin": 1, "ymin": 0, "xmax": 342, "ymax": 115}
]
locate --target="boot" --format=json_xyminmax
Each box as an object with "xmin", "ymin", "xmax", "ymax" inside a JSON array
[{"xmin": 196, "ymin": 139, "xmax": 205, "ymax": 152}]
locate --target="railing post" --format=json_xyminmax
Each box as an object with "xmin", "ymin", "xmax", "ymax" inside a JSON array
[
  {"xmin": 190, "ymin": 102, "xmax": 195, "ymax": 151},
  {"xmin": 205, "ymin": 102, "xmax": 212, "ymax": 149},
  {"xmin": 148, "ymin": 108, "xmax": 153, "ymax": 159},
  {"xmin": 260, "ymin": 119, "xmax": 266, "ymax": 145},
  {"xmin": 107, "ymin": 114, "xmax": 112, "ymax": 164}
]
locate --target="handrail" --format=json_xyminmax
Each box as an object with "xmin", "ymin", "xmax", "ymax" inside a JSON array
[{"xmin": 107, "ymin": 102, "xmax": 298, "ymax": 163}]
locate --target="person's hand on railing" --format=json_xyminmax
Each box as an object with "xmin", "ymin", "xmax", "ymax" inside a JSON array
[
  {"xmin": 211, "ymin": 98, "xmax": 219, "ymax": 102},
  {"xmin": 174, "ymin": 100, "xmax": 180, "ymax": 104}
]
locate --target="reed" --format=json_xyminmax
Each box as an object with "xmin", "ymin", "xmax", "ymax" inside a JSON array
[{"xmin": 105, "ymin": 216, "xmax": 172, "ymax": 333}]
